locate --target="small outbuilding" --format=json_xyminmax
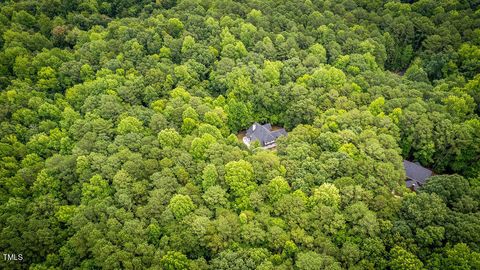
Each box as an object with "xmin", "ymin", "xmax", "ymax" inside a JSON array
[
  {"xmin": 403, "ymin": 160, "xmax": 433, "ymax": 190},
  {"xmin": 243, "ymin": 122, "xmax": 287, "ymax": 149}
]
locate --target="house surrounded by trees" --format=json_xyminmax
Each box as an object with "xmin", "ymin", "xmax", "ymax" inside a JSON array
[
  {"xmin": 403, "ymin": 160, "xmax": 433, "ymax": 190},
  {"xmin": 243, "ymin": 123, "xmax": 287, "ymax": 149}
]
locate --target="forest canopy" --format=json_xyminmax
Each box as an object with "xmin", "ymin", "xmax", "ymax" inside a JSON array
[{"xmin": 0, "ymin": 0, "xmax": 479, "ymax": 269}]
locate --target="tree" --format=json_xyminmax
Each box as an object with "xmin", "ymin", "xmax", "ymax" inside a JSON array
[
  {"xmin": 420, "ymin": 175, "xmax": 470, "ymax": 207},
  {"xmin": 117, "ymin": 116, "xmax": 143, "ymax": 134},
  {"xmin": 202, "ymin": 185, "xmax": 228, "ymax": 209},
  {"xmin": 181, "ymin": 118, "xmax": 197, "ymax": 134},
  {"xmin": 225, "ymin": 160, "xmax": 256, "ymax": 209},
  {"xmin": 458, "ymin": 43, "xmax": 480, "ymax": 79},
  {"xmin": 400, "ymin": 193, "xmax": 448, "ymax": 228},
  {"xmin": 158, "ymin": 128, "xmax": 182, "ymax": 148},
  {"xmin": 160, "ymin": 251, "xmax": 190, "ymax": 270},
  {"xmin": 167, "ymin": 18, "xmax": 184, "ymax": 38},
  {"xmin": 225, "ymin": 160, "xmax": 255, "ymax": 196},
  {"xmin": 225, "ymin": 98, "xmax": 252, "ymax": 133},
  {"xmin": 389, "ymin": 246, "xmax": 423, "ymax": 270},
  {"xmin": 440, "ymin": 243, "xmax": 480, "ymax": 270},
  {"xmin": 168, "ymin": 194, "xmax": 195, "ymax": 219},
  {"xmin": 210, "ymin": 248, "xmax": 271, "ymax": 270},
  {"xmin": 405, "ymin": 60, "xmax": 429, "ymax": 83},
  {"xmin": 283, "ymin": 97, "xmax": 317, "ymax": 129},
  {"xmin": 37, "ymin": 67, "xmax": 59, "ymax": 92},
  {"xmin": 310, "ymin": 183, "xmax": 340, "ymax": 208},
  {"xmin": 190, "ymin": 134, "xmax": 216, "ymax": 159},
  {"xmin": 201, "ymin": 164, "xmax": 218, "ymax": 190},
  {"xmin": 304, "ymin": 66, "xmax": 347, "ymax": 89},
  {"xmin": 239, "ymin": 23, "xmax": 257, "ymax": 47},
  {"xmin": 303, "ymin": 43, "xmax": 327, "ymax": 67},
  {"xmin": 295, "ymin": 251, "xmax": 341, "ymax": 270},
  {"xmin": 181, "ymin": 36, "xmax": 195, "ymax": 55},
  {"xmin": 12, "ymin": 11, "xmax": 37, "ymax": 29},
  {"xmin": 82, "ymin": 174, "xmax": 111, "ymax": 203},
  {"xmin": 368, "ymin": 97, "xmax": 385, "ymax": 116},
  {"xmin": 267, "ymin": 176, "xmax": 290, "ymax": 202},
  {"xmin": 263, "ymin": 60, "xmax": 283, "ymax": 86}
]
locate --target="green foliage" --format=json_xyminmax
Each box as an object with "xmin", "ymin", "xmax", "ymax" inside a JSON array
[
  {"xmin": 405, "ymin": 60, "xmax": 429, "ymax": 83},
  {"xmin": 295, "ymin": 251, "xmax": 341, "ymax": 270},
  {"xmin": 267, "ymin": 176, "xmax": 290, "ymax": 202},
  {"xmin": 160, "ymin": 251, "xmax": 190, "ymax": 270},
  {"xmin": 225, "ymin": 160, "xmax": 255, "ymax": 198},
  {"xmin": 201, "ymin": 164, "xmax": 218, "ymax": 190},
  {"xmin": 117, "ymin": 116, "xmax": 143, "ymax": 134},
  {"xmin": 368, "ymin": 96, "xmax": 385, "ymax": 116},
  {"xmin": 158, "ymin": 128, "xmax": 182, "ymax": 148},
  {"xmin": 0, "ymin": 0, "xmax": 479, "ymax": 269},
  {"xmin": 190, "ymin": 134, "xmax": 216, "ymax": 159},
  {"xmin": 82, "ymin": 174, "xmax": 111, "ymax": 203},
  {"xmin": 167, "ymin": 18, "xmax": 184, "ymax": 38},
  {"xmin": 420, "ymin": 175, "xmax": 471, "ymax": 208},
  {"xmin": 225, "ymin": 98, "xmax": 252, "ymax": 133},
  {"xmin": 438, "ymin": 243, "xmax": 480, "ymax": 270},
  {"xmin": 310, "ymin": 183, "xmax": 340, "ymax": 208},
  {"xmin": 389, "ymin": 246, "xmax": 423, "ymax": 270},
  {"xmin": 168, "ymin": 194, "xmax": 195, "ymax": 219},
  {"xmin": 459, "ymin": 44, "xmax": 480, "ymax": 79}
]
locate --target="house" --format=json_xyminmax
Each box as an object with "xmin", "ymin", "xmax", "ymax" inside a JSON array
[
  {"xmin": 403, "ymin": 160, "xmax": 433, "ymax": 190},
  {"xmin": 243, "ymin": 122, "xmax": 287, "ymax": 149}
]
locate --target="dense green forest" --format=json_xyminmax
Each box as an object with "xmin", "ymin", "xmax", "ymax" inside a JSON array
[{"xmin": 0, "ymin": 0, "xmax": 479, "ymax": 269}]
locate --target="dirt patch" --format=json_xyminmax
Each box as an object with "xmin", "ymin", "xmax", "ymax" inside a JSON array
[{"xmin": 237, "ymin": 130, "xmax": 246, "ymax": 142}]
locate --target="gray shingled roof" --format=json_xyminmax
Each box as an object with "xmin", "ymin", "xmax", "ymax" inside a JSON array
[
  {"xmin": 271, "ymin": 129, "xmax": 287, "ymax": 138},
  {"xmin": 262, "ymin": 123, "xmax": 272, "ymax": 130},
  {"xmin": 246, "ymin": 123, "xmax": 287, "ymax": 147},
  {"xmin": 403, "ymin": 160, "xmax": 433, "ymax": 190}
]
